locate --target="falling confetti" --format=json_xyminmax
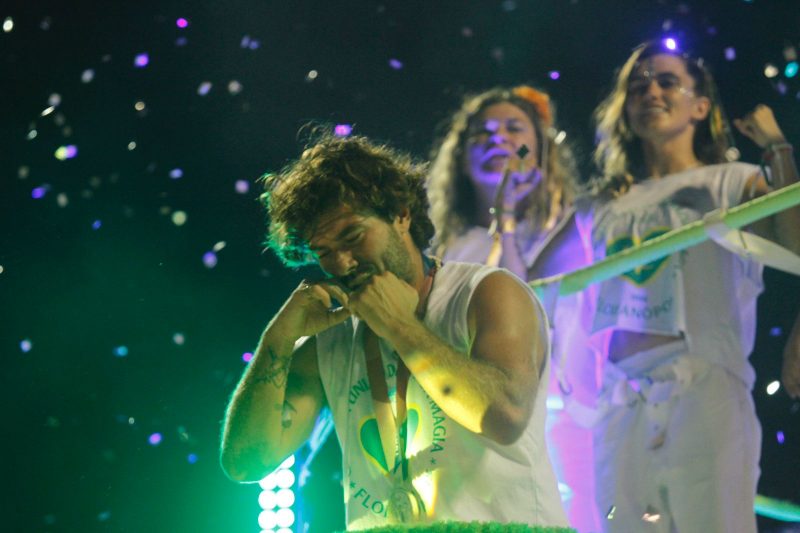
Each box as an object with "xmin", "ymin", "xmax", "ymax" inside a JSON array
[
  {"xmin": 203, "ymin": 251, "xmax": 218, "ymax": 268},
  {"xmin": 148, "ymin": 433, "xmax": 163, "ymax": 445},
  {"xmin": 642, "ymin": 507, "xmax": 661, "ymax": 523},
  {"xmin": 20, "ymin": 339, "xmax": 32, "ymax": 353},
  {"xmin": 764, "ymin": 64, "xmax": 779, "ymax": 78},
  {"xmin": 388, "ymin": 58, "xmax": 403, "ymax": 70},
  {"xmin": 81, "ymin": 69, "xmax": 95, "ymax": 83},
  {"xmin": 549, "ymin": 70, "xmax": 560, "ymax": 80},
  {"xmin": 501, "ymin": 0, "xmax": 517, "ymax": 12},
  {"xmin": 242, "ymin": 352, "xmax": 254, "ymax": 363},
  {"xmin": 197, "ymin": 81, "xmax": 212, "ymax": 96},
  {"xmin": 54, "ymin": 145, "xmax": 78, "ymax": 160},
  {"xmin": 2, "ymin": 17, "xmax": 13, "ymax": 32},
  {"xmin": 172, "ymin": 333, "xmax": 185, "ymax": 345},
  {"xmin": 134, "ymin": 53, "xmax": 149, "ymax": 67},
  {"xmin": 334, "ymin": 124, "xmax": 352, "ymax": 137},
  {"xmin": 113, "ymin": 346, "xmax": 129, "ymax": 357},
  {"xmin": 228, "ymin": 80, "xmax": 243, "ymax": 94},
  {"xmin": 235, "ymin": 179, "xmax": 249, "ymax": 193},
  {"xmin": 766, "ymin": 380, "xmax": 781, "ymax": 395},
  {"xmin": 171, "ymin": 211, "xmax": 187, "ymax": 226},
  {"xmin": 176, "ymin": 18, "xmax": 189, "ymax": 28}
]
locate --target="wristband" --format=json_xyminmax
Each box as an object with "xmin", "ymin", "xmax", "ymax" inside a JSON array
[{"xmin": 763, "ymin": 142, "xmax": 793, "ymax": 162}]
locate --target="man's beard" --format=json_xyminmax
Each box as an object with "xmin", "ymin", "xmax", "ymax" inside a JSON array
[{"xmin": 339, "ymin": 226, "xmax": 414, "ymax": 292}]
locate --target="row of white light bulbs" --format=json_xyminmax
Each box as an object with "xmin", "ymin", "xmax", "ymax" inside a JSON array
[{"xmin": 258, "ymin": 455, "xmax": 297, "ymax": 533}]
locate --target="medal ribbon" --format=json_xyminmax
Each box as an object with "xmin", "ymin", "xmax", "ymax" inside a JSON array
[{"xmin": 363, "ymin": 255, "xmax": 439, "ymax": 519}]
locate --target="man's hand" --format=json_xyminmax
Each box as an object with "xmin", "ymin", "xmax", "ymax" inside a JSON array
[
  {"xmin": 271, "ymin": 281, "xmax": 352, "ymax": 340},
  {"xmin": 347, "ymin": 272, "xmax": 420, "ymax": 340}
]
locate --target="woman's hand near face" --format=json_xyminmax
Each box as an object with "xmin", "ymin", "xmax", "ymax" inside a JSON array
[{"xmin": 498, "ymin": 147, "xmax": 541, "ymax": 215}]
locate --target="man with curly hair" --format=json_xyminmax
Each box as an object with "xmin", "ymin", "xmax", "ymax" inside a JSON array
[{"xmin": 220, "ymin": 133, "xmax": 567, "ymax": 530}]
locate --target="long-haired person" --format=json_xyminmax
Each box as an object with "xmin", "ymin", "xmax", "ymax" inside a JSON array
[
  {"xmin": 428, "ymin": 86, "xmax": 600, "ymax": 532},
  {"xmin": 584, "ymin": 39, "xmax": 800, "ymax": 532}
]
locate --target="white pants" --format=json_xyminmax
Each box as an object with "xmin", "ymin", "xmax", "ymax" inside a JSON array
[
  {"xmin": 593, "ymin": 348, "xmax": 761, "ymax": 533},
  {"xmin": 547, "ymin": 400, "xmax": 600, "ymax": 532}
]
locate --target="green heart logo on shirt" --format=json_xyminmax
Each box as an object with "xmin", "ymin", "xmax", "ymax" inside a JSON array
[
  {"xmin": 359, "ymin": 407, "xmax": 421, "ymax": 475},
  {"xmin": 606, "ymin": 227, "xmax": 671, "ymax": 285}
]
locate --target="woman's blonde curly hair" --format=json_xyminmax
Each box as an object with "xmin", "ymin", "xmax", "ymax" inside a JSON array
[{"xmin": 427, "ymin": 86, "xmax": 578, "ymax": 254}]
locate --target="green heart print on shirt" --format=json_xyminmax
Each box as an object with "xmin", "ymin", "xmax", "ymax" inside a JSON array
[
  {"xmin": 606, "ymin": 227, "xmax": 671, "ymax": 285},
  {"xmin": 359, "ymin": 407, "xmax": 421, "ymax": 474}
]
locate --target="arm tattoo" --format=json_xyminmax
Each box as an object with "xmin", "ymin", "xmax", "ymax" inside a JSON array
[
  {"xmin": 281, "ymin": 399, "xmax": 297, "ymax": 429},
  {"xmin": 253, "ymin": 346, "xmax": 292, "ymax": 388}
]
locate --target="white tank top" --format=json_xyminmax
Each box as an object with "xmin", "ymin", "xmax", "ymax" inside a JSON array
[
  {"xmin": 585, "ymin": 162, "xmax": 764, "ymax": 387},
  {"xmin": 316, "ymin": 261, "xmax": 567, "ymax": 530}
]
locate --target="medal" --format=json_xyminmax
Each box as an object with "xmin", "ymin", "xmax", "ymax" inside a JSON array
[{"xmin": 387, "ymin": 475, "xmax": 426, "ymax": 523}]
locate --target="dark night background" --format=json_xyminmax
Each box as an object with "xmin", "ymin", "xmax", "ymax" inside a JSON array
[{"xmin": 3, "ymin": 1, "xmax": 800, "ymax": 532}]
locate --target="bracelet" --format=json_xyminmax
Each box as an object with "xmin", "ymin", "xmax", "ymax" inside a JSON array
[
  {"xmin": 763, "ymin": 142, "xmax": 794, "ymax": 162},
  {"xmin": 500, "ymin": 217, "xmax": 517, "ymax": 234},
  {"xmin": 766, "ymin": 142, "xmax": 793, "ymax": 152}
]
